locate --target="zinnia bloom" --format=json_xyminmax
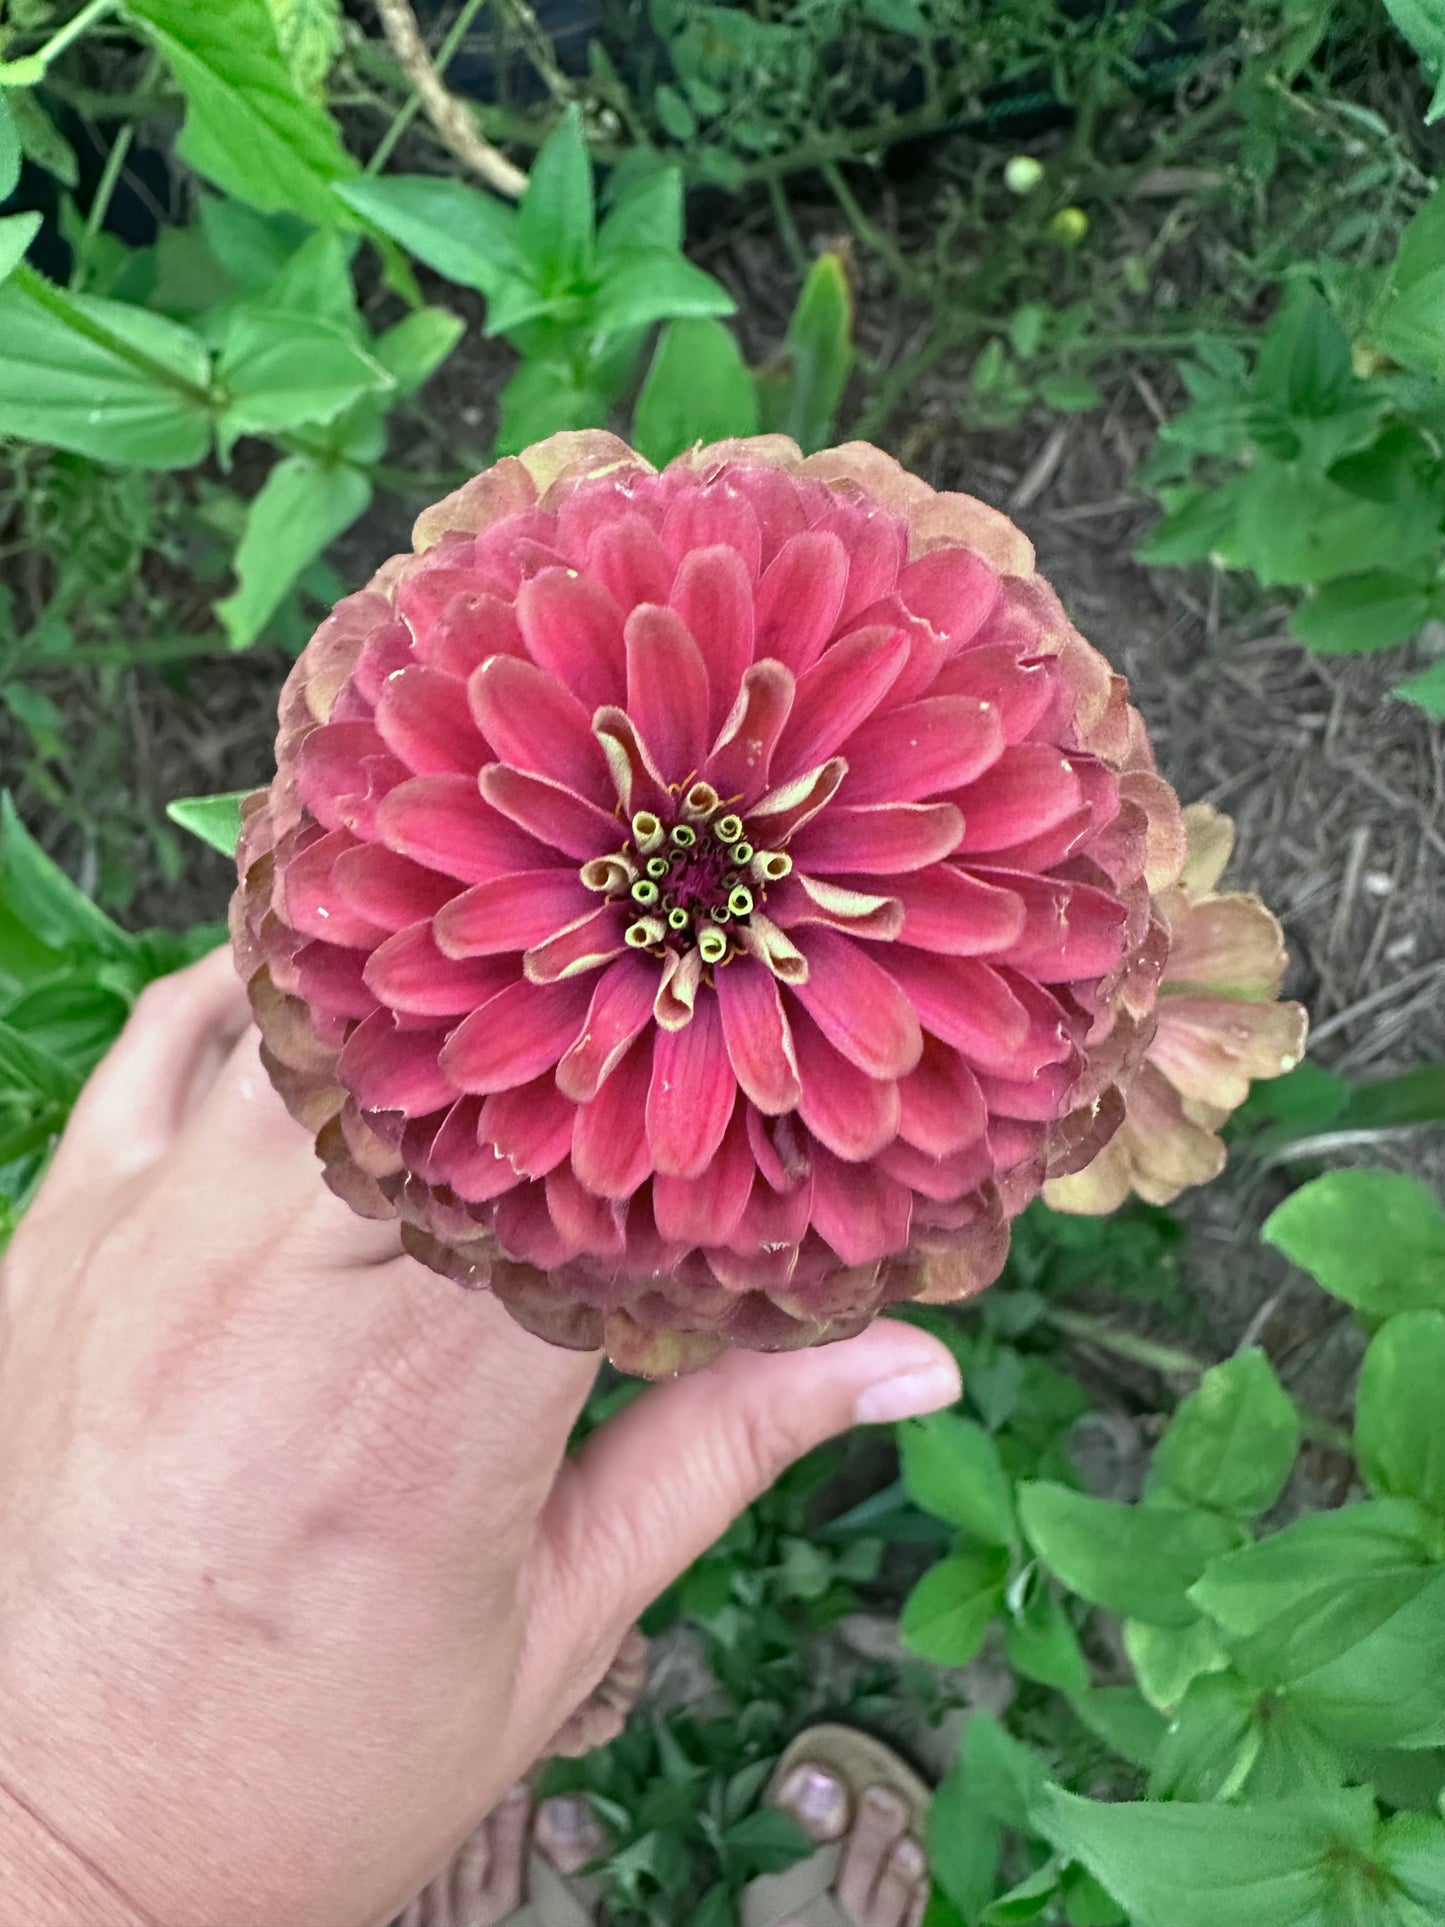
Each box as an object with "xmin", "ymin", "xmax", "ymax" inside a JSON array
[
  {"xmin": 1044, "ymin": 802, "xmax": 1307, "ymax": 1213},
  {"xmin": 233, "ymin": 430, "xmax": 1200, "ymax": 1374}
]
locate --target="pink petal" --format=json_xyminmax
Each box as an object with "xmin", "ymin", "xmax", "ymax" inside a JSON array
[
  {"xmin": 333, "ymin": 844, "xmax": 456, "ymax": 931},
  {"xmin": 976, "ymin": 1060, "xmax": 1080, "ymax": 1121},
  {"xmin": 809, "ymin": 1148, "xmax": 912, "ymax": 1265},
  {"xmin": 747, "ymin": 1105, "xmax": 811, "ymax": 1192},
  {"xmin": 646, "ymin": 995, "xmax": 736, "ymax": 1178},
  {"xmin": 374, "ymin": 664, "xmax": 485, "ymax": 776},
  {"xmin": 494, "ymin": 1180, "xmax": 585, "ymax": 1269},
  {"xmin": 571, "ymin": 1031, "xmax": 655, "ymax": 1198},
  {"xmin": 894, "ymin": 865, "xmax": 1025, "ymax": 954},
  {"xmin": 296, "ymin": 940, "xmax": 377, "ymax": 1022},
  {"xmin": 881, "ymin": 951, "xmax": 1031, "ymax": 1075},
  {"xmin": 364, "ymin": 921, "xmax": 515, "ymax": 1015},
  {"xmin": 704, "ymin": 659, "xmax": 796, "ymax": 801},
  {"xmin": 626, "ymin": 603, "xmax": 710, "ymax": 779},
  {"xmin": 434, "ymin": 870, "xmax": 594, "ymax": 957},
  {"xmin": 985, "ymin": 807, "xmax": 1095, "ymax": 874},
  {"xmin": 726, "ymin": 1172, "xmax": 813, "ymax": 1266},
  {"xmin": 662, "ymin": 484, "xmax": 762, "ymax": 583},
  {"xmin": 652, "ymin": 1099, "xmax": 753, "ymax": 1245},
  {"xmin": 791, "ymin": 801, "xmax": 962, "ymax": 876},
  {"xmin": 338, "ymin": 1009, "xmax": 457, "ymax": 1114},
  {"xmin": 671, "ymin": 545, "xmax": 758, "ymax": 741},
  {"xmin": 554, "ymin": 476, "xmax": 658, "ymax": 563},
  {"xmin": 769, "ymin": 874, "xmax": 904, "ymax": 943},
  {"xmin": 820, "ymin": 500, "xmax": 906, "ymax": 627},
  {"xmin": 747, "ymin": 756, "xmax": 847, "ymax": 844},
  {"xmin": 715, "ymin": 955, "xmax": 802, "ymax": 1114},
  {"xmin": 982, "ymin": 871, "xmax": 1128, "ymax": 982},
  {"xmin": 955, "ymin": 745, "xmax": 1085, "ymax": 853},
  {"xmin": 524, "ymin": 905, "xmax": 626, "ymax": 983},
  {"xmin": 933, "ymin": 643, "xmax": 1056, "ymax": 742},
  {"xmin": 426, "ymin": 1100, "xmax": 520, "ymax": 1202},
  {"xmin": 585, "ymin": 513, "xmax": 674, "ymax": 612},
  {"xmin": 296, "ymin": 722, "xmax": 409, "ymax": 838},
  {"xmin": 772, "ymin": 624, "xmax": 910, "ymax": 781},
  {"xmin": 515, "ymin": 566, "xmax": 627, "ymax": 712},
  {"xmin": 790, "ymin": 926, "xmax": 923, "ymax": 1080},
  {"xmin": 479, "ymin": 1073, "xmax": 575, "ymax": 1179},
  {"xmin": 414, "ymin": 591, "xmax": 526, "ymax": 681},
  {"xmin": 439, "ymin": 976, "xmax": 591, "ymax": 1093},
  {"xmin": 555, "ymin": 954, "xmax": 660, "ymax": 1101},
  {"xmin": 840, "ymin": 696, "xmax": 1005, "ymax": 806},
  {"xmin": 469, "ymin": 654, "xmax": 612, "ymax": 804},
  {"xmin": 898, "ymin": 1041, "xmax": 988, "ymax": 1157},
  {"xmin": 283, "ymin": 830, "xmax": 390, "ymax": 946},
  {"xmin": 546, "ymin": 1167, "xmax": 627, "ymax": 1257},
  {"xmin": 592, "ymin": 706, "xmax": 673, "ymax": 818},
  {"xmin": 878, "ymin": 1136, "xmax": 993, "ymax": 1204},
  {"xmin": 896, "ymin": 548, "xmax": 1001, "ymax": 650},
  {"xmin": 479, "ymin": 764, "xmax": 621, "ymax": 862},
  {"xmin": 754, "ymin": 530, "xmax": 848, "ymax": 675},
  {"xmin": 473, "ymin": 516, "xmax": 567, "ymax": 591},
  {"xmin": 790, "ymin": 1005, "xmax": 900, "ymax": 1161},
  {"xmin": 378, "ymin": 773, "xmax": 560, "ymax": 883}
]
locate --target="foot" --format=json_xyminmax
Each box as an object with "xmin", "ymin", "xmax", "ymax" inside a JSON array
[
  {"xmin": 398, "ymin": 1784, "xmax": 607, "ymax": 1927},
  {"xmin": 773, "ymin": 1763, "xmax": 930, "ymax": 1927}
]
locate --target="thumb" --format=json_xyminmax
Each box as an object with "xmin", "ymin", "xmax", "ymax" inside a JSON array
[{"xmin": 540, "ymin": 1319, "xmax": 961, "ymax": 1630}]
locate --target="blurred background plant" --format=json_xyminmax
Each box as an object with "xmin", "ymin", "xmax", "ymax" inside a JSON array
[{"xmin": 2, "ymin": 2, "xmax": 1445, "ymax": 1919}]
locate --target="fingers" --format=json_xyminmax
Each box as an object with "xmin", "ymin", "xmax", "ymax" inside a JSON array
[
  {"xmin": 48, "ymin": 948, "xmax": 250, "ymax": 1187},
  {"xmin": 539, "ymin": 1319, "xmax": 960, "ymax": 1633}
]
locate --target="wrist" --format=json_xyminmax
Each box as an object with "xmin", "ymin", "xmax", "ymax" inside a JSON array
[{"xmin": 0, "ymin": 1776, "xmax": 149, "ymax": 1927}]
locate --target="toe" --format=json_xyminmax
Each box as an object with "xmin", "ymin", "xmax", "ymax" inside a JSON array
[
  {"xmin": 836, "ymin": 1785, "xmax": 909, "ymax": 1919},
  {"xmin": 871, "ymin": 1832, "xmax": 929, "ymax": 1927},
  {"xmin": 776, "ymin": 1763, "xmax": 853, "ymax": 1846},
  {"xmin": 474, "ymin": 1784, "xmax": 529, "ymax": 1923},
  {"xmin": 535, "ymin": 1793, "xmax": 607, "ymax": 1876}
]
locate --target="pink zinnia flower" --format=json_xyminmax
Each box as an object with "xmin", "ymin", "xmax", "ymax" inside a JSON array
[{"xmin": 233, "ymin": 431, "xmax": 1193, "ymax": 1374}]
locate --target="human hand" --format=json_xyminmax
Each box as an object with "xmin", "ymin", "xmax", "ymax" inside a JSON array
[{"xmin": 0, "ymin": 950, "xmax": 961, "ymax": 1927}]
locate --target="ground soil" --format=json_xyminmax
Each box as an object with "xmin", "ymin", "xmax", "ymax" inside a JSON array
[{"xmin": 6, "ymin": 130, "xmax": 1442, "ymax": 1427}]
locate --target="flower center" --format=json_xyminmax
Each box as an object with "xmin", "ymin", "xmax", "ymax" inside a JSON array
[{"xmin": 580, "ymin": 779, "xmax": 791, "ymax": 966}]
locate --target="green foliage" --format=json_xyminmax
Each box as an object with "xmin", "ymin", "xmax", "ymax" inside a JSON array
[{"xmin": 1262, "ymin": 1170, "xmax": 1445, "ymax": 1317}]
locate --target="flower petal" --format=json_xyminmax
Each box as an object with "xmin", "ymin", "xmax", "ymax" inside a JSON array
[
  {"xmin": 545, "ymin": 1166, "xmax": 628, "ymax": 1257},
  {"xmin": 434, "ymin": 871, "xmax": 593, "ymax": 957},
  {"xmin": 896, "ymin": 547, "xmax": 1001, "ymax": 649},
  {"xmin": 790, "ymin": 926, "xmax": 923, "ymax": 1080},
  {"xmin": 715, "ymin": 954, "xmax": 803, "ymax": 1114},
  {"xmin": 379, "ymin": 773, "xmax": 560, "ymax": 882},
  {"xmin": 571, "ymin": 1031, "xmax": 655, "ymax": 1197},
  {"xmin": 338, "ymin": 1009, "xmax": 457, "ymax": 1114},
  {"xmin": 626, "ymin": 603, "xmax": 711, "ymax": 779},
  {"xmin": 809, "ymin": 1147, "xmax": 911, "ymax": 1264},
  {"xmin": 933, "ymin": 643, "xmax": 1056, "ymax": 742},
  {"xmin": 480, "ymin": 764, "xmax": 621, "ymax": 861},
  {"xmin": 646, "ymin": 995, "xmax": 736, "ymax": 1178},
  {"xmin": 296, "ymin": 722, "xmax": 409, "ymax": 838},
  {"xmin": 374, "ymin": 664, "xmax": 486, "ymax": 776},
  {"xmin": 469, "ymin": 654, "xmax": 613, "ymax": 804},
  {"xmin": 881, "ymin": 951, "xmax": 1034, "ymax": 1075},
  {"xmin": 770, "ymin": 874, "xmax": 905, "ymax": 942},
  {"xmin": 585, "ymin": 512, "xmax": 674, "ymax": 612},
  {"xmin": 790, "ymin": 1005, "xmax": 900, "ymax": 1160},
  {"xmin": 555, "ymin": 954, "xmax": 660, "ymax": 1101},
  {"xmin": 754, "ymin": 529, "xmax": 848, "ymax": 675},
  {"xmin": 515, "ymin": 565, "xmax": 627, "ymax": 711},
  {"xmin": 425, "ymin": 1099, "xmax": 520, "ymax": 1202},
  {"xmin": 1149, "ymin": 996, "xmax": 1306, "ymax": 1112},
  {"xmin": 980, "ymin": 871, "xmax": 1129, "ymax": 982},
  {"xmin": 791, "ymin": 801, "xmax": 962, "ymax": 876},
  {"xmin": 705, "ymin": 659, "xmax": 796, "ymax": 801},
  {"xmin": 955, "ymin": 744, "xmax": 1085, "ymax": 853},
  {"xmin": 662, "ymin": 480, "xmax": 763, "ymax": 582},
  {"xmin": 840, "ymin": 696, "xmax": 1005, "ymax": 806},
  {"xmin": 772, "ymin": 623, "xmax": 910, "ymax": 780},
  {"xmin": 479, "ymin": 1072, "xmax": 575, "ymax": 1178},
  {"xmin": 652, "ymin": 1100, "xmax": 753, "ymax": 1245},
  {"xmin": 332, "ymin": 844, "xmax": 456, "ymax": 930},
  {"xmin": 892, "ymin": 865, "xmax": 1025, "ymax": 954},
  {"xmin": 283, "ymin": 829, "xmax": 390, "ymax": 946},
  {"xmin": 364, "ymin": 921, "xmax": 515, "ymax": 1015},
  {"xmin": 898, "ymin": 1041, "xmax": 988, "ymax": 1157},
  {"xmin": 439, "ymin": 976, "xmax": 591, "ymax": 1093},
  {"xmin": 1164, "ymin": 894, "xmax": 1288, "ymax": 998},
  {"xmin": 523, "ymin": 905, "xmax": 626, "ymax": 983},
  {"xmin": 747, "ymin": 756, "xmax": 848, "ymax": 844},
  {"xmin": 671, "ymin": 544, "xmax": 758, "ymax": 741}
]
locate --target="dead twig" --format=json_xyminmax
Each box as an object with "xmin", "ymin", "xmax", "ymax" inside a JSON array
[{"xmin": 374, "ymin": 0, "xmax": 528, "ymax": 200}]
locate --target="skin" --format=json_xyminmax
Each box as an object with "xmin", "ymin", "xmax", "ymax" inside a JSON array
[{"xmin": 0, "ymin": 950, "xmax": 959, "ymax": 1927}]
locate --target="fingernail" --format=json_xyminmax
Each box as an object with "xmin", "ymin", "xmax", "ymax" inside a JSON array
[{"xmin": 854, "ymin": 1362, "xmax": 960, "ymax": 1424}]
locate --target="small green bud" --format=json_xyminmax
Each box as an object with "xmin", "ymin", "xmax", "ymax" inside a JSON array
[
  {"xmin": 1050, "ymin": 206, "xmax": 1090, "ymax": 245},
  {"xmin": 1004, "ymin": 154, "xmax": 1045, "ymax": 195}
]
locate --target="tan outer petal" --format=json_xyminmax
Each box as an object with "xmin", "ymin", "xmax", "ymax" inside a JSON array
[
  {"xmin": 1121, "ymin": 770, "xmax": 1188, "ymax": 893},
  {"xmin": 1178, "ymin": 801, "xmax": 1235, "ymax": 896},
  {"xmin": 799, "ymin": 441, "xmax": 933, "ymax": 513},
  {"xmin": 412, "ymin": 456, "xmax": 538, "ymax": 550},
  {"xmin": 1147, "ymin": 996, "xmax": 1308, "ymax": 1114},
  {"xmin": 522, "ymin": 429, "xmax": 649, "ymax": 495},
  {"xmin": 685, "ymin": 434, "xmax": 804, "ymax": 475},
  {"xmin": 1043, "ymin": 1132, "xmax": 1136, "ymax": 1215},
  {"xmin": 1163, "ymin": 893, "xmax": 1289, "ymax": 999},
  {"xmin": 907, "ymin": 491, "xmax": 1036, "ymax": 576}
]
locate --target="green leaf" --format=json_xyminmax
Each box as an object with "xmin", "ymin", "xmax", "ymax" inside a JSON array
[
  {"xmin": 1262, "ymin": 1170, "xmax": 1445, "ymax": 1315},
  {"xmin": 0, "ymin": 1016, "xmax": 81, "ymax": 1107},
  {"xmin": 198, "ymin": 196, "xmax": 311, "ymax": 291},
  {"xmin": 1290, "ymin": 572, "xmax": 1434, "ymax": 654},
  {"xmin": 1148, "ymin": 1670, "xmax": 1263, "ymax": 1801},
  {"xmin": 692, "ymin": 1884, "xmax": 735, "ymax": 1927},
  {"xmin": 0, "ymin": 272, "xmax": 213, "ymax": 468},
  {"xmin": 7, "ymin": 90, "xmax": 78, "ymax": 188},
  {"xmin": 759, "ymin": 247, "xmax": 856, "ymax": 452},
  {"xmin": 593, "ymin": 249, "xmax": 735, "ymax": 335},
  {"xmin": 899, "ymin": 1413, "xmax": 1016, "ymax": 1546},
  {"xmin": 215, "ymin": 307, "xmax": 392, "ymax": 440},
  {"xmin": 1018, "ymin": 1482, "xmax": 1236, "ymax": 1626},
  {"xmin": 337, "ymin": 175, "xmax": 519, "ymax": 293},
  {"xmin": 1382, "ymin": 0, "xmax": 1445, "ymax": 120},
  {"xmin": 166, "ymin": 791, "xmax": 249, "ymax": 857},
  {"xmin": 0, "ymin": 88, "xmax": 18, "ymax": 201},
  {"xmin": 1255, "ymin": 284, "xmax": 1353, "ymax": 419},
  {"xmin": 1136, "ymin": 482, "xmax": 1244, "ymax": 566},
  {"xmin": 495, "ymin": 358, "xmax": 608, "ymax": 457},
  {"xmin": 1149, "ymin": 1350, "xmax": 1299, "ymax": 1519},
  {"xmin": 1397, "ymin": 657, "xmax": 1445, "ymax": 716},
  {"xmin": 216, "ymin": 453, "xmax": 371, "ymax": 648},
  {"xmin": 1070, "ymin": 1687, "xmax": 1168, "ymax": 1770},
  {"xmin": 369, "ymin": 308, "xmax": 464, "ymax": 394},
  {"xmin": 1004, "ymin": 1580, "xmax": 1090, "ymax": 1693},
  {"xmin": 0, "ymin": 796, "xmax": 135, "ymax": 962},
  {"xmin": 1219, "ymin": 459, "xmax": 1439, "ymax": 588},
  {"xmin": 900, "ymin": 1548, "xmax": 1010, "ymax": 1663},
  {"xmin": 1034, "ymin": 1786, "xmax": 1380, "ymax": 1927},
  {"xmin": 1189, "ymin": 1499, "xmax": 1439, "ymax": 1634},
  {"xmin": 598, "ymin": 162, "xmax": 683, "ymax": 257},
  {"xmin": 1124, "ymin": 1615, "xmax": 1229, "ymax": 1712},
  {"xmin": 1357, "ymin": 1311, "xmax": 1445, "ymax": 1513},
  {"xmin": 1379, "ymin": 1812, "xmax": 1445, "ymax": 1913},
  {"xmin": 266, "ymin": 227, "xmax": 360, "ymax": 330},
  {"xmin": 1339, "ymin": 1065, "xmax": 1445, "ymax": 1131},
  {"xmin": 654, "ymin": 82, "xmax": 697, "ymax": 140},
  {"xmin": 518, "ymin": 103, "xmax": 594, "ymax": 291},
  {"xmin": 265, "ymin": 0, "xmax": 341, "ymax": 95},
  {"xmin": 1037, "ymin": 373, "xmax": 1103, "ymax": 412},
  {"xmin": 929, "ymin": 1713, "xmax": 1050, "ymax": 1918},
  {"xmin": 127, "ymin": 0, "xmax": 356, "ymax": 227},
  {"xmin": 0, "ymin": 212, "xmax": 42, "ymax": 290},
  {"xmin": 981, "ymin": 1860, "xmax": 1061, "ymax": 1924},
  {"xmin": 632, "ymin": 318, "xmax": 758, "ymax": 467},
  {"xmin": 725, "ymin": 1806, "xmax": 811, "ymax": 1876}
]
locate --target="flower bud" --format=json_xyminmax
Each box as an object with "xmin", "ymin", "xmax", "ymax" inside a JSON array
[{"xmin": 1003, "ymin": 154, "xmax": 1045, "ymax": 195}]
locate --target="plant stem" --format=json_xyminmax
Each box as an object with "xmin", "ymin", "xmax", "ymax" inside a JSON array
[
  {"xmin": 822, "ymin": 161, "xmax": 913, "ymax": 288},
  {"xmin": 372, "ymin": 0, "xmax": 527, "ymax": 197},
  {"xmin": 8, "ymin": 265, "xmax": 217, "ymax": 410},
  {"xmin": 367, "ymin": 0, "xmax": 491, "ymax": 176},
  {"xmin": 0, "ymin": 0, "xmax": 117, "ymax": 81},
  {"xmin": 766, "ymin": 177, "xmax": 808, "ymax": 277},
  {"xmin": 71, "ymin": 121, "xmax": 134, "ymax": 291}
]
